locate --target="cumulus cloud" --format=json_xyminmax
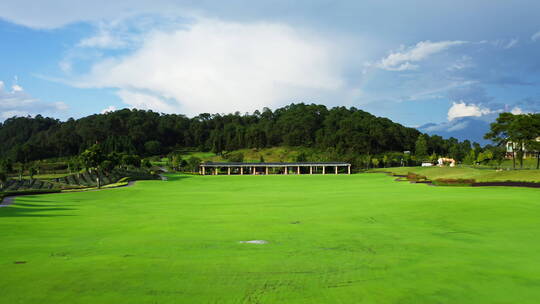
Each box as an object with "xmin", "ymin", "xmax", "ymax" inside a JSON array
[
  {"xmin": 71, "ymin": 18, "xmax": 348, "ymax": 115},
  {"xmin": 116, "ymin": 90, "xmax": 175, "ymax": 113},
  {"xmin": 447, "ymin": 101, "xmax": 492, "ymax": 121},
  {"xmin": 374, "ymin": 40, "xmax": 466, "ymax": 71},
  {"xmin": 101, "ymin": 105, "xmax": 117, "ymax": 113},
  {"xmin": 0, "ymin": 80, "xmax": 68, "ymax": 120}
]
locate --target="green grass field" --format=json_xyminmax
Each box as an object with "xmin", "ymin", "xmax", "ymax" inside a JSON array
[
  {"xmin": 372, "ymin": 166, "xmax": 540, "ymax": 182},
  {"xmin": 1, "ymin": 173, "xmax": 540, "ymax": 303}
]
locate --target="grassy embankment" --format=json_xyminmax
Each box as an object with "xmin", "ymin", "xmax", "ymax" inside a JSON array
[
  {"xmin": 371, "ymin": 166, "xmax": 540, "ymax": 183},
  {"xmin": 164, "ymin": 147, "xmax": 349, "ymax": 165},
  {"xmin": 1, "ymin": 173, "xmax": 540, "ymax": 303}
]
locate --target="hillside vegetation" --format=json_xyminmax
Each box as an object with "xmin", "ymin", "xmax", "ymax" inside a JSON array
[
  {"xmin": 2, "ymin": 103, "xmax": 483, "ymax": 165},
  {"xmin": 187, "ymin": 147, "xmax": 340, "ymax": 163}
]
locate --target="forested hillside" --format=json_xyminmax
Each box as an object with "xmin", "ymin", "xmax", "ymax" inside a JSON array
[{"xmin": 0, "ymin": 103, "xmax": 480, "ymax": 162}]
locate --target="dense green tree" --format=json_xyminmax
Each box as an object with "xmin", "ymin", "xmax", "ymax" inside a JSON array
[
  {"xmin": 0, "ymin": 171, "xmax": 7, "ymax": 190},
  {"xmin": 80, "ymin": 144, "xmax": 106, "ymax": 188},
  {"xmin": 121, "ymin": 154, "xmax": 141, "ymax": 169},
  {"xmin": 186, "ymin": 156, "xmax": 202, "ymax": 172},
  {"xmin": 141, "ymin": 159, "xmax": 152, "ymax": 169},
  {"xmin": 101, "ymin": 160, "xmax": 115, "ymax": 175},
  {"xmin": 144, "ymin": 140, "xmax": 162, "ymax": 156},
  {"xmin": 1, "ymin": 104, "xmax": 483, "ymax": 166},
  {"xmin": 414, "ymin": 135, "xmax": 429, "ymax": 160},
  {"xmin": 485, "ymin": 113, "xmax": 517, "ymax": 168}
]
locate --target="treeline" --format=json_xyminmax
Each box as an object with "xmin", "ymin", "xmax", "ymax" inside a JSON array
[{"xmin": 0, "ymin": 103, "xmax": 484, "ymax": 164}]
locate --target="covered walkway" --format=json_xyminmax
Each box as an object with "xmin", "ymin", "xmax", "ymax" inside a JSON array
[{"xmin": 200, "ymin": 162, "xmax": 351, "ymax": 175}]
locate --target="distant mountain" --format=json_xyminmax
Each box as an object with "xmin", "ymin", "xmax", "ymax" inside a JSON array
[{"xmin": 418, "ymin": 116, "xmax": 493, "ymax": 145}]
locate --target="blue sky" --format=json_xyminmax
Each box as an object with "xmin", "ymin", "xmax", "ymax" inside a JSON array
[{"xmin": 1, "ymin": 0, "xmax": 539, "ymax": 131}]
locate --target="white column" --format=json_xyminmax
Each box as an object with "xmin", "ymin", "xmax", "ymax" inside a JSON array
[
  {"xmin": 215, "ymin": 168, "xmax": 219, "ymax": 175},
  {"xmin": 240, "ymin": 167, "xmax": 244, "ymax": 175},
  {"xmin": 297, "ymin": 166, "xmax": 300, "ymax": 174},
  {"xmin": 202, "ymin": 166, "xmax": 205, "ymax": 175},
  {"xmin": 322, "ymin": 166, "xmax": 325, "ymax": 174},
  {"xmin": 335, "ymin": 166, "xmax": 338, "ymax": 174},
  {"xmin": 265, "ymin": 167, "xmax": 269, "ymax": 175},
  {"xmin": 228, "ymin": 167, "xmax": 231, "ymax": 175},
  {"xmin": 348, "ymin": 165, "xmax": 351, "ymax": 174},
  {"xmin": 285, "ymin": 167, "xmax": 288, "ymax": 175},
  {"xmin": 310, "ymin": 166, "xmax": 313, "ymax": 174}
]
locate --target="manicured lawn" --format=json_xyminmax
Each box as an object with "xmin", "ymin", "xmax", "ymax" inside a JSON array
[
  {"xmin": 373, "ymin": 166, "xmax": 540, "ymax": 182},
  {"xmin": 1, "ymin": 174, "xmax": 540, "ymax": 303}
]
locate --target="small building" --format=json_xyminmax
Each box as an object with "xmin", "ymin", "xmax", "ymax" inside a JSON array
[
  {"xmin": 506, "ymin": 137, "xmax": 540, "ymax": 158},
  {"xmin": 199, "ymin": 162, "xmax": 351, "ymax": 175}
]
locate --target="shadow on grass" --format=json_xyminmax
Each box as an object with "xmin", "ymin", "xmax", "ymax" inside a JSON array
[
  {"xmin": 14, "ymin": 202, "xmax": 77, "ymax": 208},
  {"xmin": 0, "ymin": 197, "xmax": 77, "ymax": 217},
  {"xmin": 0, "ymin": 206, "xmax": 76, "ymax": 218},
  {"xmin": 164, "ymin": 175, "xmax": 194, "ymax": 182}
]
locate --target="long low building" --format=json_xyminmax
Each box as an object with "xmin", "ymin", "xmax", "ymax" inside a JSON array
[{"xmin": 200, "ymin": 162, "xmax": 351, "ymax": 175}]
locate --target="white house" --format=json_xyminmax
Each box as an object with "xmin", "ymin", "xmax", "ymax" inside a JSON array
[{"xmin": 506, "ymin": 137, "xmax": 540, "ymax": 158}]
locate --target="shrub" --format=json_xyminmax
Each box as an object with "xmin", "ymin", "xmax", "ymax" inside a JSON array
[
  {"xmin": 406, "ymin": 172, "xmax": 428, "ymax": 182},
  {"xmin": 433, "ymin": 178, "xmax": 476, "ymax": 186},
  {"xmin": 226, "ymin": 152, "xmax": 244, "ymax": 162}
]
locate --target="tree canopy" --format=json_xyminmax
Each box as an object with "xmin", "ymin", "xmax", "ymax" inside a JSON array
[{"xmin": 0, "ymin": 103, "xmax": 482, "ymax": 165}]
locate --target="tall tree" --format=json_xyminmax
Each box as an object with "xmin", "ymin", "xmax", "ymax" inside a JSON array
[
  {"xmin": 80, "ymin": 144, "xmax": 106, "ymax": 188},
  {"xmin": 485, "ymin": 113, "xmax": 517, "ymax": 169},
  {"xmin": 414, "ymin": 135, "xmax": 429, "ymax": 160}
]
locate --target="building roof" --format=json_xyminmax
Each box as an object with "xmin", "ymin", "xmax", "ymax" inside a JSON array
[{"xmin": 200, "ymin": 162, "xmax": 350, "ymax": 167}]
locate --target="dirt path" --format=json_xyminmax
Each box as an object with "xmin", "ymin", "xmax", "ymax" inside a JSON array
[{"xmin": 0, "ymin": 181, "xmax": 137, "ymax": 208}]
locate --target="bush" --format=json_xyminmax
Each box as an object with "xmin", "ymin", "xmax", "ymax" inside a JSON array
[
  {"xmin": 433, "ymin": 178, "xmax": 476, "ymax": 186},
  {"xmin": 226, "ymin": 152, "xmax": 244, "ymax": 162},
  {"xmin": 406, "ymin": 172, "xmax": 428, "ymax": 182}
]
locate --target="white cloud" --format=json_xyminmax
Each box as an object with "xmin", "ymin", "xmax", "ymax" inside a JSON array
[
  {"xmin": 71, "ymin": 18, "xmax": 348, "ymax": 115},
  {"xmin": 101, "ymin": 105, "xmax": 117, "ymax": 113},
  {"xmin": 510, "ymin": 107, "xmax": 523, "ymax": 115},
  {"xmin": 116, "ymin": 90, "xmax": 175, "ymax": 113},
  {"xmin": 78, "ymin": 29, "xmax": 126, "ymax": 49},
  {"xmin": 0, "ymin": 80, "xmax": 68, "ymax": 120},
  {"xmin": 447, "ymin": 101, "xmax": 492, "ymax": 121},
  {"xmin": 532, "ymin": 31, "xmax": 540, "ymax": 42},
  {"xmin": 375, "ymin": 40, "xmax": 466, "ymax": 71}
]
